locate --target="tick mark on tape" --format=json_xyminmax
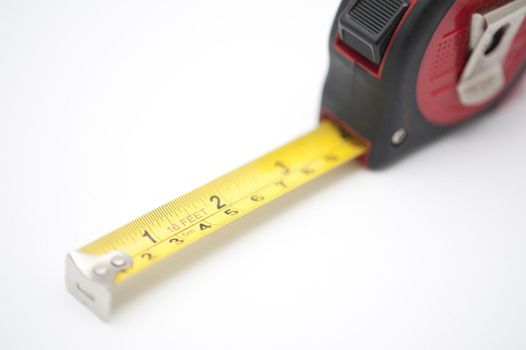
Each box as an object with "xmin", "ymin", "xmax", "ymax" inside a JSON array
[{"xmin": 325, "ymin": 154, "xmax": 339, "ymax": 161}]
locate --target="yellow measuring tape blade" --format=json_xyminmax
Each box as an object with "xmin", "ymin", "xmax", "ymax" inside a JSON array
[
  {"xmin": 79, "ymin": 121, "xmax": 366, "ymax": 281},
  {"xmin": 67, "ymin": 121, "xmax": 366, "ymax": 319}
]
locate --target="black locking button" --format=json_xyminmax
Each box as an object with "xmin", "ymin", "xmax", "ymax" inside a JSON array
[{"xmin": 339, "ymin": 0, "xmax": 409, "ymax": 64}]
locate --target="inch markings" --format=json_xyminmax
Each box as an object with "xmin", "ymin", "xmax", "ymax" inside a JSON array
[{"xmin": 77, "ymin": 121, "xmax": 367, "ymax": 282}]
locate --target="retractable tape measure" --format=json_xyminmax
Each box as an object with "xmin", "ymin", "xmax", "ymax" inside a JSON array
[{"xmin": 66, "ymin": 0, "xmax": 526, "ymax": 320}]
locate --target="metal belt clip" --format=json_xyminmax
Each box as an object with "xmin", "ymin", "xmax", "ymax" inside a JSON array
[{"xmin": 457, "ymin": 0, "xmax": 526, "ymax": 106}]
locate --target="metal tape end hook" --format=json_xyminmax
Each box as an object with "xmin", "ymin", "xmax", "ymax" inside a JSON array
[{"xmin": 65, "ymin": 250, "xmax": 132, "ymax": 321}]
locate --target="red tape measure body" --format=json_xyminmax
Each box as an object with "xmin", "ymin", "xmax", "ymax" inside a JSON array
[{"xmin": 322, "ymin": 0, "xmax": 526, "ymax": 168}]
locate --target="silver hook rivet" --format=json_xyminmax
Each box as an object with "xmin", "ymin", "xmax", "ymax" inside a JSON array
[
  {"xmin": 111, "ymin": 256, "xmax": 127, "ymax": 268},
  {"xmin": 93, "ymin": 265, "xmax": 109, "ymax": 276}
]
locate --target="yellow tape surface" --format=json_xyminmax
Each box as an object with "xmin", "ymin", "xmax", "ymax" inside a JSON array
[{"xmin": 79, "ymin": 121, "xmax": 366, "ymax": 282}]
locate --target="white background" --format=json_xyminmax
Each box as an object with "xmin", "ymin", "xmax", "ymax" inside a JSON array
[{"xmin": 1, "ymin": 1, "xmax": 525, "ymax": 349}]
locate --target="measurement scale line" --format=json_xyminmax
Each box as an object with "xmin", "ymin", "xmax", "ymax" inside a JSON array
[
  {"xmin": 130, "ymin": 177, "xmax": 287, "ymax": 257},
  {"xmin": 94, "ymin": 138, "xmax": 354, "ymax": 259},
  {"xmin": 67, "ymin": 121, "xmax": 367, "ymax": 320},
  {"xmin": 129, "ymin": 140, "xmax": 355, "ymax": 257}
]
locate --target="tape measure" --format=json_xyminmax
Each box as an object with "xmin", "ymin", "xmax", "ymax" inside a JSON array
[
  {"xmin": 66, "ymin": 122, "xmax": 366, "ymax": 319},
  {"xmin": 67, "ymin": 0, "xmax": 526, "ymax": 320}
]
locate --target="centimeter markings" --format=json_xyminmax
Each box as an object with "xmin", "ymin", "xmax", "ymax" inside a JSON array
[{"xmin": 78, "ymin": 121, "xmax": 367, "ymax": 282}]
